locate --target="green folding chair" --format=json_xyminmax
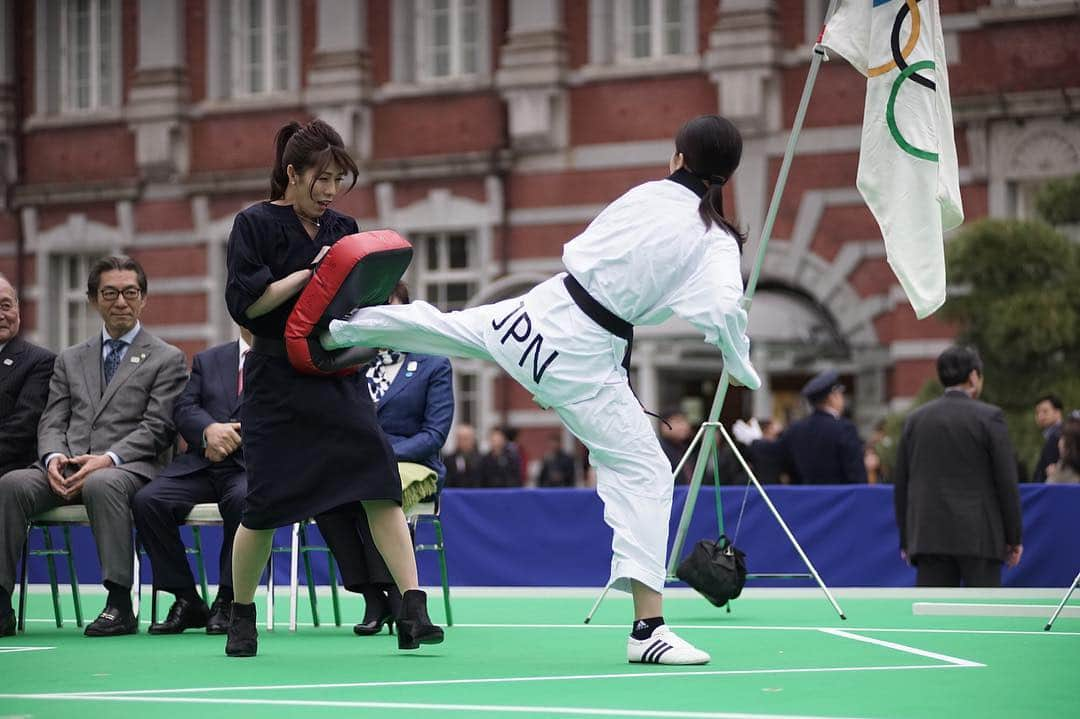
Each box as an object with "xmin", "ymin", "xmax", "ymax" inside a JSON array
[{"xmin": 17, "ymin": 506, "xmax": 87, "ymax": 632}]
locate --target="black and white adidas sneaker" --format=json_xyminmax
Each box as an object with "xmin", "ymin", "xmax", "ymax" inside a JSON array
[{"xmin": 627, "ymin": 625, "xmax": 710, "ymax": 665}]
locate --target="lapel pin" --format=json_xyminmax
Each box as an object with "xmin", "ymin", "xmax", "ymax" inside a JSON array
[
  {"xmin": 406, "ymin": 361, "xmax": 418, "ymax": 372},
  {"xmin": 2, "ymin": 358, "xmax": 12, "ymax": 366},
  {"xmin": 130, "ymin": 356, "xmax": 141, "ymax": 364}
]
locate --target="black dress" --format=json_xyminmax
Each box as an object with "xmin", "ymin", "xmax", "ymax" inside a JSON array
[{"xmin": 225, "ymin": 201, "xmax": 401, "ymax": 529}]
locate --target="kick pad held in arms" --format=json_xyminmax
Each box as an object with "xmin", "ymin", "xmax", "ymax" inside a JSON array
[{"xmin": 286, "ymin": 230, "xmax": 413, "ymax": 376}]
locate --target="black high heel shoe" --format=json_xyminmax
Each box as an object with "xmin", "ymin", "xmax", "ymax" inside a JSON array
[
  {"xmin": 353, "ymin": 611, "xmax": 394, "ymax": 636},
  {"xmin": 396, "ymin": 589, "xmax": 444, "ymax": 650}
]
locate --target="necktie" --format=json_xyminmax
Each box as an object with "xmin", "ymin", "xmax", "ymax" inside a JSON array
[
  {"xmin": 365, "ymin": 350, "xmax": 402, "ymax": 403},
  {"xmin": 103, "ymin": 339, "xmax": 127, "ymax": 385},
  {"xmin": 238, "ymin": 349, "xmax": 250, "ymax": 396}
]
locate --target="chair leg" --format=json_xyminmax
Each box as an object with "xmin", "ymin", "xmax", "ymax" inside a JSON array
[
  {"xmin": 17, "ymin": 529, "xmax": 30, "ymax": 633},
  {"xmin": 43, "ymin": 529, "xmax": 62, "ymax": 628},
  {"xmin": 299, "ymin": 524, "xmax": 318, "ymax": 629},
  {"xmin": 63, "ymin": 527, "xmax": 82, "ymax": 627},
  {"xmin": 191, "ymin": 527, "xmax": 210, "ymax": 603},
  {"xmin": 266, "ymin": 555, "xmax": 275, "ymax": 631},
  {"xmin": 133, "ymin": 550, "xmax": 141, "ymax": 622},
  {"xmin": 327, "ymin": 553, "xmax": 341, "ymax": 627},
  {"xmin": 288, "ymin": 523, "xmax": 301, "ymax": 632},
  {"xmin": 434, "ymin": 518, "xmax": 452, "ymax": 626}
]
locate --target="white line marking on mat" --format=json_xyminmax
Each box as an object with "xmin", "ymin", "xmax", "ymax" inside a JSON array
[
  {"xmin": 27, "ymin": 664, "xmax": 972, "ymax": 698},
  {"xmin": 0, "ymin": 647, "xmax": 54, "ymax": 654},
  {"xmin": 455, "ymin": 622, "xmax": 1080, "ymax": 637},
  {"xmin": 818, "ymin": 629, "xmax": 984, "ymax": 668},
  {"xmin": 0, "ymin": 694, "xmax": 873, "ymax": 718}
]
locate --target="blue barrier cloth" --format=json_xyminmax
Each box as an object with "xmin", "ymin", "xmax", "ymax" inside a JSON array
[{"xmin": 23, "ymin": 484, "xmax": 1080, "ymax": 588}]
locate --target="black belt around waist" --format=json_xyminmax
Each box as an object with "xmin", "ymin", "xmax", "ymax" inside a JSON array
[
  {"xmin": 252, "ymin": 335, "xmax": 287, "ymax": 358},
  {"xmin": 562, "ymin": 274, "xmax": 634, "ymax": 373}
]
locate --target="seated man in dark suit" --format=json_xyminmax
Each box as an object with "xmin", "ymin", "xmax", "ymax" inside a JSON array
[
  {"xmin": 0, "ymin": 274, "xmax": 56, "ymax": 635},
  {"xmin": 779, "ymin": 370, "xmax": 866, "ymax": 484},
  {"xmin": 132, "ymin": 328, "xmax": 252, "ymax": 634},
  {"xmin": 316, "ymin": 282, "xmax": 453, "ymax": 636},
  {"xmin": 0, "ymin": 256, "xmax": 188, "ymax": 636}
]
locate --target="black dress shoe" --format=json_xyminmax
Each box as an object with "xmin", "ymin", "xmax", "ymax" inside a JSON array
[
  {"xmin": 0, "ymin": 610, "xmax": 15, "ymax": 637},
  {"xmin": 396, "ymin": 589, "xmax": 444, "ymax": 650},
  {"xmin": 84, "ymin": 606, "xmax": 138, "ymax": 636},
  {"xmin": 225, "ymin": 604, "xmax": 258, "ymax": 657},
  {"xmin": 206, "ymin": 597, "xmax": 232, "ymax": 635},
  {"xmin": 149, "ymin": 597, "xmax": 210, "ymax": 635}
]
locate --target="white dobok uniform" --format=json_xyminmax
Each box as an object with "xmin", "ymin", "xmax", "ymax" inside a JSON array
[{"xmin": 327, "ymin": 175, "xmax": 761, "ymax": 592}]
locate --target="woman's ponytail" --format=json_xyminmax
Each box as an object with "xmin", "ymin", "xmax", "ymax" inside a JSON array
[
  {"xmin": 269, "ymin": 121, "xmax": 302, "ymax": 200},
  {"xmin": 676, "ymin": 115, "xmax": 748, "ymax": 251},
  {"xmin": 699, "ymin": 181, "xmax": 747, "ymax": 251}
]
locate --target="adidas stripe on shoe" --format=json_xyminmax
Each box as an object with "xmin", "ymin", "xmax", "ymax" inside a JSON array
[{"xmin": 626, "ymin": 625, "xmax": 710, "ymax": 665}]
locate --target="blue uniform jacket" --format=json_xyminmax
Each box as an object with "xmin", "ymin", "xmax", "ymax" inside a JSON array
[
  {"xmin": 373, "ymin": 353, "xmax": 454, "ymax": 491},
  {"xmin": 779, "ymin": 409, "xmax": 866, "ymax": 484}
]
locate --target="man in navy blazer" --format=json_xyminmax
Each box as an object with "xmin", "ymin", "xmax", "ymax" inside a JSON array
[
  {"xmin": 131, "ymin": 329, "xmax": 252, "ymax": 634},
  {"xmin": 316, "ymin": 282, "xmax": 453, "ymax": 636},
  {"xmin": 779, "ymin": 370, "xmax": 867, "ymax": 484}
]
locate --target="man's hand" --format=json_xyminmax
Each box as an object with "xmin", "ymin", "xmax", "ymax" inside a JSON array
[
  {"xmin": 1005, "ymin": 544, "xmax": 1023, "ymax": 568},
  {"xmin": 204, "ymin": 422, "xmax": 242, "ymax": 463},
  {"xmin": 900, "ymin": 549, "xmax": 910, "ymax": 565},
  {"xmin": 46, "ymin": 456, "xmax": 70, "ymax": 498},
  {"xmin": 60, "ymin": 454, "xmax": 115, "ymax": 500}
]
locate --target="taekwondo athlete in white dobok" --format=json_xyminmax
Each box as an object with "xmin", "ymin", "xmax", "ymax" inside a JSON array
[{"xmin": 326, "ymin": 115, "xmax": 761, "ymax": 665}]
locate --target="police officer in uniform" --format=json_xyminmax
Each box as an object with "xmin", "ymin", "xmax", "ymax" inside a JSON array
[{"xmin": 780, "ymin": 370, "xmax": 866, "ymax": 484}]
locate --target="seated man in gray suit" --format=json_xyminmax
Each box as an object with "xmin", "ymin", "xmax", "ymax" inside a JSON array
[{"xmin": 0, "ymin": 256, "xmax": 187, "ymax": 636}]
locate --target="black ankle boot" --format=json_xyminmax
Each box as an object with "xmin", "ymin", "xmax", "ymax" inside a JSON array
[
  {"xmin": 354, "ymin": 588, "xmax": 394, "ymax": 636},
  {"xmin": 396, "ymin": 589, "xmax": 444, "ymax": 650},
  {"xmin": 225, "ymin": 603, "xmax": 258, "ymax": 657}
]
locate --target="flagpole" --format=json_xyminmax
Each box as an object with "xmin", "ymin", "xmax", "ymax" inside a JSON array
[{"xmin": 665, "ymin": 7, "xmax": 840, "ymax": 580}]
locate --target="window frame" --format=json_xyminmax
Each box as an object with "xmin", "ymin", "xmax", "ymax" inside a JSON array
[
  {"xmin": 49, "ymin": 253, "xmax": 97, "ymax": 350},
  {"xmin": 408, "ymin": 229, "xmax": 482, "ymax": 311},
  {"xmin": 390, "ymin": 0, "xmax": 490, "ymax": 89},
  {"xmin": 206, "ymin": 0, "xmax": 300, "ymax": 102},
  {"xmin": 34, "ymin": 0, "xmax": 122, "ymax": 118},
  {"xmin": 612, "ymin": 0, "xmax": 696, "ymax": 64}
]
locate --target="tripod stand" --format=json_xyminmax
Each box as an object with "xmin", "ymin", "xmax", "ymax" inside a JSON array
[{"xmin": 1044, "ymin": 570, "xmax": 1080, "ymax": 632}]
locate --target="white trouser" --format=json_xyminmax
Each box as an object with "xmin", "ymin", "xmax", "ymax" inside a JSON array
[{"xmin": 328, "ymin": 283, "xmax": 674, "ymax": 592}]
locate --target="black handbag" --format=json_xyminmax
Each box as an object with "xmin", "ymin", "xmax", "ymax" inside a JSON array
[{"xmin": 676, "ymin": 534, "xmax": 747, "ymax": 608}]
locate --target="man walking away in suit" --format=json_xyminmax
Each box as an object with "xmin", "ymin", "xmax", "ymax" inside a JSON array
[
  {"xmin": 893, "ymin": 345, "xmax": 1023, "ymax": 587},
  {"xmin": 0, "ymin": 256, "xmax": 188, "ymax": 636},
  {"xmin": 0, "ymin": 275, "xmax": 56, "ymax": 635},
  {"xmin": 1032, "ymin": 394, "xmax": 1064, "ymax": 483},
  {"xmin": 132, "ymin": 328, "xmax": 253, "ymax": 635},
  {"xmin": 780, "ymin": 370, "xmax": 866, "ymax": 484}
]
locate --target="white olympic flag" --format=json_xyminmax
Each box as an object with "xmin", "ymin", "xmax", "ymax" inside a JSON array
[{"xmin": 821, "ymin": 0, "xmax": 964, "ymax": 319}]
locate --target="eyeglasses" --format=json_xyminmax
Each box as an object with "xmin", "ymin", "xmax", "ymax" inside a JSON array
[
  {"xmin": 99, "ymin": 287, "xmax": 142, "ymax": 302},
  {"xmin": 0, "ymin": 300, "xmax": 16, "ymax": 313}
]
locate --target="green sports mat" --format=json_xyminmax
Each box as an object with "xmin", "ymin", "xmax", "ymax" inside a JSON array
[{"xmin": 2, "ymin": 589, "xmax": 1077, "ymax": 718}]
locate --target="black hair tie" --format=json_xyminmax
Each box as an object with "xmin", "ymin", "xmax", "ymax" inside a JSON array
[{"xmin": 711, "ymin": 175, "xmax": 728, "ymax": 186}]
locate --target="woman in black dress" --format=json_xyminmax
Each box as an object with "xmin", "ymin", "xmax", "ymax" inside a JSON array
[{"xmin": 223, "ymin": 119, "xmax": 443, "ymax": 657}]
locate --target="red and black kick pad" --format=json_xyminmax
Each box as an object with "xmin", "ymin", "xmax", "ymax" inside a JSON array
[{"xmin": 285, "ymin": 230, "xmax": 412, "ymax": 376}]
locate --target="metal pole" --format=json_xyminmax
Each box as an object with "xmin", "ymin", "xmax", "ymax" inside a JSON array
[
  {"xmin": 1044, "ymin": 570, "xmax": 1080, "ymax": 631},
  {"xmin": 667, "ymin": 37, "xmax": 833, "ymax": 576}
]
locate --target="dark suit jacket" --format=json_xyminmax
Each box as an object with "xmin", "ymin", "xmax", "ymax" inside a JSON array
[
  {"xmin": 373, "ymin": 353, "xmax": 453, "ymax": 490},
  {"xmin": 159, "ymin": 341, "xmax": 246, "ymax": 479},
  {"xmin": 780, "ymin": 409, "xmax": 866, "ymax": 484},
  {"xmin": 893, "ymin": 390, "xmax": 1023, "ymax": 561},
  {"xmin": 1032, "ymin": 422, "xmax": 1062, "ymax": 483},
  {"xmin": 37, "ymin": 328, "xmax": 188, "ymax": 480},
  {"xmin": 0, "ymin": 336, "xmax": 56, "ymax": 475}
]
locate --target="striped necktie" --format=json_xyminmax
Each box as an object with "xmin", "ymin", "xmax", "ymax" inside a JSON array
[{"xmin": 103, "ymin": 339, "xmax": 127, "ymax": 385}]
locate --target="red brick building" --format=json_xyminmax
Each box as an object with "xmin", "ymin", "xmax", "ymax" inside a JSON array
[{"xmin": 2, "ymin": 0, "xmax": 1078, "ymax": 472}]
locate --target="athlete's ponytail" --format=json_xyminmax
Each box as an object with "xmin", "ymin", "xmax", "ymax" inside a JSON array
[
  {"xmin": 269, "ymin": 121, "xmax": 303, "ymax": 200},
  {"xmin": 674, "ymin": 115, "xmax": 747, "ymax": 250}
]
